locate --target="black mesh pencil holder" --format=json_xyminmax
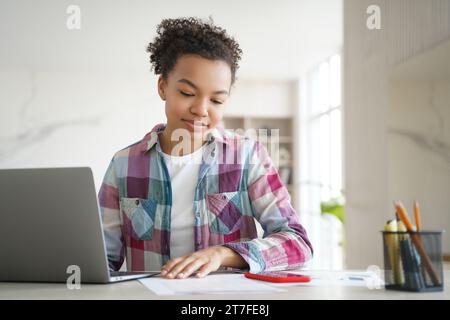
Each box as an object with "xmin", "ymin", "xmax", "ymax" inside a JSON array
[{"xmin": 382, "ymin": 231, "xmax": 444, "ymax": 292}]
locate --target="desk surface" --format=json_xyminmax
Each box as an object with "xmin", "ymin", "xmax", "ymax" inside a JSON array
[{"xmin": 1, "ymin": 270, "xmax": 449, "ymax": 300}]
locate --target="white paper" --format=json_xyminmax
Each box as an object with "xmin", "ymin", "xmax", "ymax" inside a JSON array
[
  {"xmin": 268, "ymin": 270, "xmax": 385, "ymax": 288},
  {"xmin": 138, "ymin": 273, "xmax": 286, "ymax": 296}
]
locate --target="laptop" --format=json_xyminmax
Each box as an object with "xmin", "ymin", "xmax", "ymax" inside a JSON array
[{"xmin": 0, "ymin": 167, "xmax": 159, "ymax": 283}]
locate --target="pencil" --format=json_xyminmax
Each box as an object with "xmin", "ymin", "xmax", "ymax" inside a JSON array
[
  {"xmin": 414, "ymin": 200, "xmax": 422, "ymax": 231},
  {"xmin": 394, "ymin": 201, "xmax": 440, "ymax": 286},
  {"xmin": 384, "ymin": 219, "xmax": 404, "ymax": 285}
]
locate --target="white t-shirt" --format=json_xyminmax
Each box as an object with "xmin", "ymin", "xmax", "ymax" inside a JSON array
[{"xmin": 158, "ymin": 143, "xmax": 205, "ymax": 259}]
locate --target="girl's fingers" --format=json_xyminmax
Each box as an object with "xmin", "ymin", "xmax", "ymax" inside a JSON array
[
  {"xmin": 195, "ymin": 262, "xmax": 217, "ymax": 278},
  {"xmin": 161, "ymin": 257, "xmax": 183, "ymax": 275},
  {"xmin": 178, "ymin": 259, "xmax": 208, "ymax": 279},
  {"xmin": 165, "ymin": 256, "xmax": 196, "ymax": 278}
]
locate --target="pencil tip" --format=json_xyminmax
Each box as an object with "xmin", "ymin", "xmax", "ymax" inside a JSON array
[{"xmin": 396, "ymin": 200, "xmax": 405, "ymax": 207}]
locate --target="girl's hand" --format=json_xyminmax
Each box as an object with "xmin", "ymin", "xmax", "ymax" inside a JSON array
[{"xmin": 160, "ymin": 246, "xmax": 247, "ymax": 279}]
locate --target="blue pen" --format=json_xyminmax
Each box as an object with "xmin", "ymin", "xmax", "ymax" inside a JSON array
[{"xmin": 348, "ymin": 276, "xmax": 365, "ymax": 281}]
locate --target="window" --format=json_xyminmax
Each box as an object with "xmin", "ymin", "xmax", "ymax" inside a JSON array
[{"xmin": 300, "ymin": 54, "xmax": 344, "ymax": 270}]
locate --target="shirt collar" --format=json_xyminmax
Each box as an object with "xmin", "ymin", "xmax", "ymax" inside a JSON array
[{"xmin": 140, "ymin": 123, "xmax": 229, "ymax": 153}]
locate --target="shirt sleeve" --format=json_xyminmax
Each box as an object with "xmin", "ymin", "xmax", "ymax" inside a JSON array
[
  {"xmin": 98, "ymin": 156, "xmax": 126, "ymax": 271},
  {"xmin": 223, "ymin": 140, "xmax": 313, "ymax": 273}
]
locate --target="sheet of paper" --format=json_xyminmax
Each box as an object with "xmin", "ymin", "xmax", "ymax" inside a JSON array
[
  {"xmin": 269, "ymin": 270, "xmax": 385, "ymax": 288},
  {"xmin": 138, "ymin": 274, "xmax": 286, "ymax": 296}
]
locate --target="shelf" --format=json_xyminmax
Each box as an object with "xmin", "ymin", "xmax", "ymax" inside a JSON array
[
  {"xmin": 278, "ymin": 136, "xmax": 293, "ymax": 143},
  {"xmin": 222, "ymin": 114, "xmax": 295, "ymax": 190}
]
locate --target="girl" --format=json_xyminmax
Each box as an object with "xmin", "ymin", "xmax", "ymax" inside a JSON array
[{"xmin": 98, "ymin": 17, "xmax": 313, "ymax": 279}]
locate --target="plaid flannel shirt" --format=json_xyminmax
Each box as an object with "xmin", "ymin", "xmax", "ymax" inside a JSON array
[{"xmin": 98, "ymin": 123, "xmax": 313, "ymax": 273}]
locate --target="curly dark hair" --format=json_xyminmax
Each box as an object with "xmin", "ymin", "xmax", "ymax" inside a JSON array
[{"xmin": 146, "ymin": 17, "xmax": 242, "ymax": 84}]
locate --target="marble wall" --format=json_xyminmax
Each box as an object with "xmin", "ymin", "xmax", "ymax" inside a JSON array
[
  {"xmin": 388, "ymin": 80, "xmax": 450, "ymax": 253},
  {"xmin": 344, "ymin": 0, "xmax": 450, "ymax": 268},
  {"xmin": 0, "ymin": 69, "xmax": 165, "ymax": 189}
]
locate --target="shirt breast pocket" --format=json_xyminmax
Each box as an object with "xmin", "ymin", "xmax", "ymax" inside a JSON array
[
  {"xmin": 119, "ymin": 197, "xmax": 157, "ymax": 241},
  {"xmin": 206, "ymin": 191, "xmax": 243, "ymax": 234}
]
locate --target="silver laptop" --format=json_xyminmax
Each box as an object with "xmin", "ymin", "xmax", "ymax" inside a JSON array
[{"xmin": 0, "ymin": 167, "xmax": 159, "ymax": 283}]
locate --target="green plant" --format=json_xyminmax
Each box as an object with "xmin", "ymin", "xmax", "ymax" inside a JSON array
[{"xmin": 321, "ymin": 197, "xmax": 345, "ymax": 224}]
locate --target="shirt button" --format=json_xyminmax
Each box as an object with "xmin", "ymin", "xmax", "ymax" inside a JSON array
[{"xmin": 135, "ymin": 199, "xmax": 140, "ymax": 206}]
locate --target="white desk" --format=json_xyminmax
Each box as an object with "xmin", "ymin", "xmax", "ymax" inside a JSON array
[{"xmin": 1, "ymin": 270, "xmax": 449, "ymax": 300}]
